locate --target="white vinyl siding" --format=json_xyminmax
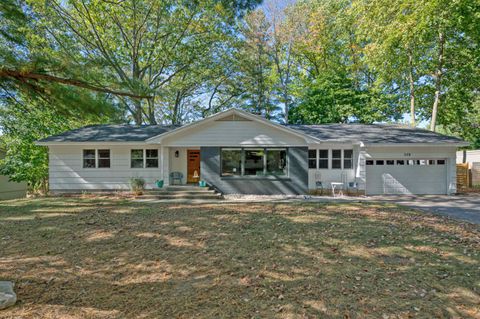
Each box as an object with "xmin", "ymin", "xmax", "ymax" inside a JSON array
[
  {"xmin": 49, "ymin": 145, "xmax": 162, "ymax": 191},
  {"xmin": 161, "ymin": 121, "xmax": 307, "ymax": 147}
]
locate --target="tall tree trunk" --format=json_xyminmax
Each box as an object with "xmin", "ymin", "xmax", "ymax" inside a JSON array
[
  {"xmin": 430, "ymin": 30, "xmax": 445, "ymax": 132},
  {"xmin": 133, "ymin": 99, "xmax": 143, "ymax": 124},
  {"xmin": 407, "ymin": 48, "xmax": 415, "ymax": 127},
  {"xmin": 147, "ymin": 98, "xmax": 157, "ymax": 124},
  {"xmin": 283, "ymin": 92, "xmax": 289, "ymax": 124}
]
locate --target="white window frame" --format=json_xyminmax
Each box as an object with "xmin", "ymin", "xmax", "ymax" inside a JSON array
[
  {"xmin": 131, "ymin": 149, "xmax": 160, "ymax": 169},
  {"xmin": 83, "ymin": 149, "xmax": 111, "ymax": 169}
]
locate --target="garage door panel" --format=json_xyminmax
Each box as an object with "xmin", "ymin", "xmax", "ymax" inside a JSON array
[{"xmin": 366, "ymin": 162, "xmax": 447, "ymax": 195}]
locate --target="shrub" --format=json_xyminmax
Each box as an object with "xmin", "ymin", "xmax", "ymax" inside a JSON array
[{"xmin": 130, "ymin": 178, "xmax": 146, "ymax": 195}]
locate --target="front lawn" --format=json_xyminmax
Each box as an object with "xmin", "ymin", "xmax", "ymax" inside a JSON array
[{"xmin": 0, "ymin": 198, "xmax": 479, "ymax": 318}]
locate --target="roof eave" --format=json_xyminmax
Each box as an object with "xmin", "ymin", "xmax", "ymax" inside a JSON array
[{"xmin": 364, "ymin": 142, "xmax": 470, "ymax": 147}]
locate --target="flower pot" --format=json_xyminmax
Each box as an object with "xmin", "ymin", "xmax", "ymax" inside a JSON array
[
  {"xmin": 156, "ymin": 180, "xmax": 164, "ymax": 188},
  {"xmin": 198, "ymin": 180, "xmax": 207, "ymax": 187}
]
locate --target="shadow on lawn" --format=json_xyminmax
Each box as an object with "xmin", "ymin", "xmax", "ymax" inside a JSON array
[{"xmin": 0, "ymin": 199, "xmax": 479, "ymax": 318}]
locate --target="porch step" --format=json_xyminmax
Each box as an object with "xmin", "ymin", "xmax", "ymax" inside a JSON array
[
  {"xmin": 139, "ymin": 193, "xmax": 223, "ymax": 200},
  {"xmin": 139, "ymin": 185, "xmax": 223, "ymax": 200}
]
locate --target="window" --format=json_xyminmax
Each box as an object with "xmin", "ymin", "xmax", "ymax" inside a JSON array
[
  {"xmin": 221, "ymin": 148, "xmax": 288, "ymax": 177},
  {"xmin": 428, "ymin": 160, "xmax": 435, "ymax": 165},
  {"xmin": 221, "ymin": 149, "xmax": 242, "ymax": 176},
  {"xmin": 343, "ymin": 149, "xmax": 353, "ymax": 169},
  {"xmin": 319, "ymin": 150, "xmax": 329, "ymax": 169},
  {"xmin": 131, "ymin": 149, "xmax": 144, "ymax": 168},
  {"xmin": 437, "ymin": 159, "xmax": 446, "ymax": 165},
  {"xmin": 308, "ymin": 150, "xmax": 317, "ymax": 169},
  {"xmin": 376, "ymin": 160, "xmax": 384, "ymax": 165},
  {"xmin": 98, "ymin": 149, "xmax": 110, "ymax": 168},
  {"xmin": 386, "ymin": 160, "xmax": 395, "ymax": 165},
  {"xmin": 397, "ymin": 160, "xmax": 405, "ymax": 165},
  {"xmin": 407, "ymin": 159, "xmax": 415, "ymax": 165},
  {"xmin": 146, "ymin": 149, "xmax": 158, "ymax": 168},
  {"xmin": 83, "ymin": 150, "xmax": 96, "ymax": 168},
  {"xmin": 332, "ymin": 149, "xmax": 342, "ymax": 169},
  {"xmin": 266, "ymin": 149, "xmax": 287, "ymax": 175},
  {"xmin": 244, "ymin": 149, "xmax": 265, "ymax": 176},
  {"xmin": 366, "ymin": 160, "xmax": 374, "ymax": 165}
]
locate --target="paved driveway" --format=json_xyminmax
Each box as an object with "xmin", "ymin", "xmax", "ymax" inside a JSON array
[{"xmin": 370, "ymin": 194, "xmax": 480, "ymax": 224}]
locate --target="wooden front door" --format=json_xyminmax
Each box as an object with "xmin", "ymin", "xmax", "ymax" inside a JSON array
[{"xmin": 187, "ymin": 150, "xmax": 201, "ymax": 183}]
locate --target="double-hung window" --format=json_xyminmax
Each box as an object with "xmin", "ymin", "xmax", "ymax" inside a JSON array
[
  {"xmin": 332, "ymin": 149, "xmax": 342, "ymax": 169},
  {"xmin": 98, "ymin": 149, "xmax": 110, "ymax": 168},
  {"xmin": 83, "ymin": 150, "xmax": 96, "ymax": 168},
  {"xmin": 319, "ymin": 150, "xmax": 329, "ymax": 169},
  {"xmin": 131, "ymin": 150, "xmax": 144, "ymax": 168},
  {"xmin": 131, "ymin": 149, "xmax": 159, "ymax": 168},
  {"xmin": 308, "ymin": 150, "xmax": 317, "ymax": 169},
  {"xmin": 146, "ymin": 150, "xmax": 159, "ymax": 168},
  {"xmin": 83, "ymin": 149, "xmax": 110, "ymax": 168},
  {"xmin": 343, "ymin": 149, "xmax": 353, "ymax": 169}
]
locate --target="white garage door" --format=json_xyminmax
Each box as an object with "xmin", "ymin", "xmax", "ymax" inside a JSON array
[{"xmin": 366, "ymin": 159, "xmax": 447, "ymax": 195}]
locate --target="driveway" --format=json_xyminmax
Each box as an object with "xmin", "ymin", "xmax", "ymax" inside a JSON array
[{"xmin": 370, "ymin": 194, "xmax": 480, "ymax": 224}]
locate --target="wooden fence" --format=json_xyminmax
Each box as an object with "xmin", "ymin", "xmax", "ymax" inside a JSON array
[{"xmin": 456, "ymin": 163, "xmax": 470, "ymax": 190}]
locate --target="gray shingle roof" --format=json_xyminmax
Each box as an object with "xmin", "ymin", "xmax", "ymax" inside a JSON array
[
  {"xmin": 38, "ymin": 124, "xmax": 179, "ymax": 143},
  {"xmin": 287, "ymin": 124, "xmax": 465, "ymax": 144},
  {"xmin": 38, "ymin": 122, "xmax": 465, "ymax": 144}
]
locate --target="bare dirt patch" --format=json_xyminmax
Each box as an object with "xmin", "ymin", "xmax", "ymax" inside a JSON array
[{"xmin": 0, "ymin": 198, "xmax": 479, "ymax": 318}]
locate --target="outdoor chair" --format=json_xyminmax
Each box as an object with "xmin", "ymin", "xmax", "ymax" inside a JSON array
[
  {"xmin": 170, "ymin": 171, "xmax": 183, "ymax": 185},
  {"xmin": 315, "ymin": 181, "xmax": 325, "ymax": 195},
  {"xmin": 347, "ymin": 180, "xmax": 359, "ymax": 195}
]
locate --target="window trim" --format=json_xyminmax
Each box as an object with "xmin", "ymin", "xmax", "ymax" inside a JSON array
[
  {"xmin": 145, "ymin": 149, "xmax": 159, "ymax": 168},
  {"xmin": 318, "ymin": 149, "xmax": 329, "ymax": 169},
  {"xmin": 331, "ymin": 149, "xmax": 342, "ymax": 169},
  {"xmin": 131, "ymin": 149, "xmax": 160, "ymax": 169},
  {"xmin": 343, "ymin": 149, "xmax": 353, "ymax": 170},
  {"xmin": 220, "ymin": 147, "xmax": 288, "ymax": 178},
  {"xmin": 83, "ymin": 149, "xmax": 111, "ymax": 169},
  {"xmin": 308, "ymin": 149, "xmax": 317, "ymax": 169}
]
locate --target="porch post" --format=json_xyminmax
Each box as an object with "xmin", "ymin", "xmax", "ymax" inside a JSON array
[{"xmin": 161, "ymin": 146, "xmax": 170, "ymax": 185}]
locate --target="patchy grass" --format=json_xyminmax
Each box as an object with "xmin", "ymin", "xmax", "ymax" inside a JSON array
[{"xmin": 0, "ymin": 198, "xmax": 479, "ymax": 318}]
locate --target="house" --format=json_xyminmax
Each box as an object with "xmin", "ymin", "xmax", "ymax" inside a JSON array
[
  {"xmin": 36, "ymin": 108, "xmax": 468, "ymax": 195},
  {"xmin": 0, "ymin": 149, "xmax": 27, "ymax": 200}
]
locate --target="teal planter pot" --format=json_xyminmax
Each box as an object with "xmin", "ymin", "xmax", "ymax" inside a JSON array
[
  {"xmin": 155, "ymin": 180, "xmax": 164, "ymax": 188},
  {"xmin": 198, "ymin": 180, "xmax": 207, "ymax": 187}
]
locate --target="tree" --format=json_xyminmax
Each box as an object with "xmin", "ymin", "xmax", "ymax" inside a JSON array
[{"xmin": 25, "ymin": 0, "xmax": 260, "ymax": 124}]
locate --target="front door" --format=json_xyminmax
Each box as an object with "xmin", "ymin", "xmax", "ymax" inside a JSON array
[{"xmin": 187, "ymin": 150, "xmax": 200, "ymax": 183}]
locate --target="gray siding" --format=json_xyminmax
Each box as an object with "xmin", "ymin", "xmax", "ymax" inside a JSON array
[{"xmin": 200, "ymin": 147, "xmax": 308, "ymax": 195}]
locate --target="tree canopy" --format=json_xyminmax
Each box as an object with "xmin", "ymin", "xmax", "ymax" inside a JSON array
[{"xmin": 0, "ymin": 0, "xmax": 479, "ymax": 188}]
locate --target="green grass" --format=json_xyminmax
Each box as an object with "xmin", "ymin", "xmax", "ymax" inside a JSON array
[{"xmin": 0, "ymin": 197, "xmax": 479, "ymax": 318}]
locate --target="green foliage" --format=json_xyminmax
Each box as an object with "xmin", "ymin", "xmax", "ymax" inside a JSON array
[
  {"xmin": 130, "ymin": 177, "xmax": 146, "ymax": 194},
  {"xmin": 289, "ymin": 72, "xmax": 398, "ymax": 124},
  {"xmin": 0, "ymin": 94, "xmax": 115, "ymax": 191}
]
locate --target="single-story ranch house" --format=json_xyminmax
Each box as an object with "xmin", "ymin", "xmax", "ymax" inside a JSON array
[{"xmin": 37, "ymin": 108, "xmax": 468, "ymax": 195}]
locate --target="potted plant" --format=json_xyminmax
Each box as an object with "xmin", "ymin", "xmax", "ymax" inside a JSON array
[
  {"xmin": 198, "ymin": 180, "xmax": 207, "ymax": 187},
  {"xmin": 155, "ymin": 179, "xmax": 164, "ymax": 188},
  {"xmin": 130, "ymin": 177, "xmax": 146, "ymax": 195}
]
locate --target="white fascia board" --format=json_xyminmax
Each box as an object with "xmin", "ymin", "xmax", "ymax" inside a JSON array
[{"xmin": 364, "ymin": 142, "xmax": 470, "ymax": 147}]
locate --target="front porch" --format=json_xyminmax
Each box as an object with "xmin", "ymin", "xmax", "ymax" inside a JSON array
[{"xmin": 161, "ymin": 147, "xmax": 201, "ymax": 186}]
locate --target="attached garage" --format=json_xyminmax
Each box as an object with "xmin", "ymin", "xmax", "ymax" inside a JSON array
[{"xmin": 366, "ymin": 159, "xmax": 448, "ymax": 195}]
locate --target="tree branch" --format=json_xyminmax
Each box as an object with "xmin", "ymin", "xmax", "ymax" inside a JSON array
[{"xmin": 0, "ymin": 69, "xmax": 151, "ymax": 99}]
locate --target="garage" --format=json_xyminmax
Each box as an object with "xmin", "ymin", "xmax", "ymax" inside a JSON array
[{"xmin": 366, "ymin": 159, "xmax": 448, "ymax": 195}]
